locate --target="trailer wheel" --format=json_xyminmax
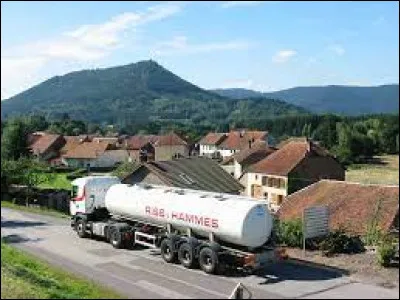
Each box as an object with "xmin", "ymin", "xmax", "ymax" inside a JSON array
[
  {"xmin": 178, "ymin": 243, "xmax": 196, "ymax": 268},
  {"xmin": 199, "ymin": 247, "xmax": 219, "ymax": 274},
  {"xmin": 76, "ymin": 219, "xmax": 88, "ymax": 238},
  {"xmin": 160, "ymin": 239, "xmax": 176, "ymax": 263},
  {"xmin": 110, "ymin": 228, "xmax": 122, "ymax": 249}
]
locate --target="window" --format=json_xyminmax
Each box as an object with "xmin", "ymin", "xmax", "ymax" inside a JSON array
[
  {"xmin": 263, "ymin": 192, "xmax": 268, "ymax": 199},
  {"xmin": 277, "ymin": 195, "xmax": 284, "ymax": 205},
  {"xmin": 262, "ymin": 176, "xmax": 267, "ymax": 185},
  {"xmin": 255, "ymin": 175, "xmax": 258, "ymax": 180}
]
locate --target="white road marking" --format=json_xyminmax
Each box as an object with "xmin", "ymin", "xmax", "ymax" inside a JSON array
[{"xmin": 135, "ymin": 280, "xmax": 193, "ymax": 299}]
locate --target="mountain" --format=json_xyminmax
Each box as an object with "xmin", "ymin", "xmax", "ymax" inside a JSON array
[
  {"xmin": 211, "ymin": 88, "xmax": 264, "ymax": 99},
  {"xmin": 1, "ymin": 60, "xmax": 308, "ymax": 125},
  {"xmin": 211, "ymin": 85, "xmax": 399, "ymax": 115}
]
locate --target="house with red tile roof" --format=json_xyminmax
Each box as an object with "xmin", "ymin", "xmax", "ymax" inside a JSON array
[
  {"xmin": 61, "ymin": 140, "xmax": 113, "ymax": 168},
  {"xmin": 278, "ymin": 180, "xmax": 399, "ymax": 236},
  {"xmin": 241, "ymin": 138, "xmax": 345, "ymax": 211},
  {"xmin": 198, "ymin": 132, "xmax": 228, "ymax": 157},
  {"xmin": 28, "ymin": 132, "xmax": 66, "ymax": 162},
  {"xmin": 198, "ymin": 129, "xmax": 269, "ymax": 159},
  {"xmin": 154, "ymin": 132, "xmax": 189, "ymax": 161},
  {"xmin": 221, "ymin": 140, "xmax": 276, "ymax": 178}
]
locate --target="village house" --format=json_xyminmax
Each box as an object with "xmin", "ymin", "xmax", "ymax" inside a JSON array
[
  {"xmin": 122, "ymin": 156, "xmax": 244, "ymax": 194},
  {"xmin": 221, "ymin": 140, "xmax": 276, "ymax": 179},
  {"xmin": 241, "ymin": 138, "xmax": 345, "ymax": 211},
  {"xmin": 278, "ymin": 180, "xmax": 399, "ymax": 236},
  {"xmin": 153, "ymin": 132, "xmax": 189, "ymax": 161},
  {"xmin": 125, "ymin": 135, "xmax": 158, "ymax": 162},
  {"xmin": 198, "ymin": 129, "xmax": 270, "ymax": 159},
  {"xmin": 198, "ymin": 132, "xmax": 227, "ymax": 158},
  {"xmin": 28, "ymin": 132, "xmax": 66, "ymax": 164}
]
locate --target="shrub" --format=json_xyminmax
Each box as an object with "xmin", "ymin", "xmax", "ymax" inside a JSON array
[
  {"xmin": 318, "ymin": 229, "xmax": 364, "ymax": 257},
  {"xmin": 274, "ymin": 218, "xmax": 303, "ymax": 248},
  {"xmin": 377, "ymin": 240, "xmax": 396, "ymax": 267},
  {"xmin": 66, "ymin": 169, "xmax": 87, "ymax": 180},
  {"xmin": 111, "ymin": 162, "xmax": 139, "ymax": 180}
]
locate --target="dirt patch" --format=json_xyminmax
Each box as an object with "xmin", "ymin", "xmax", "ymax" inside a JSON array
[{"xmin": 286, "ymin": 248, "xmax": 399, "ymax": 289}]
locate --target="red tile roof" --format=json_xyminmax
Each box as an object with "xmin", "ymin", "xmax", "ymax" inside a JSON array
[
  {"xmin": 63, "ymin": 140, "xmax": 111, "ymax": 159},
  {"xmin": 155, "ymin": 132, "xmax": 187, "ymax": 147},
  {"xmin": 219, "ymin": 130, "xmax": 268, "ymax": 150},
  {"xmin": 248, "ymin": 139, "xmax": 331, "ymax": 176},
  {"xmin": 198, "ymin": 133, "xmax": 227, "ymax": 145},
  {"xmin": 126, "ymin": 135, "xmax": 159, "ymax": 149},
  {"xmin": 278, "ymin": 180, "xmax": 399, "ymax": 235},
  {"xmin": 29, "ymin": 134, "xmax": 62, "ymax": 155},
  {"xmin": 222, "ymin": 141, "xmax": 276, "ymax": 166}
]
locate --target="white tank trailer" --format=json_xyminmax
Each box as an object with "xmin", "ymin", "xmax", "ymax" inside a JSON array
[{"xmin": 70, "ymin": 176, "xmax": 283, "ymax": 275}]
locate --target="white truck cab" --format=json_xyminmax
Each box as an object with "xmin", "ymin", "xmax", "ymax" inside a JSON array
[{"xmin": 70, "ymin": 176, "xmax": 121, "ymax": 216}]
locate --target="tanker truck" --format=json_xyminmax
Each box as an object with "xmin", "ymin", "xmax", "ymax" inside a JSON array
[{"xmin": 70, "ymin": 176, "xmax": 283, "ymax": 275}]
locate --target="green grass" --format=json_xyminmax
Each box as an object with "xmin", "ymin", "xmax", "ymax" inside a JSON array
[
  {"xmin": 37, "ymin": 173, "xmax": 72, "ymax": 190},
  {"xmin": 1, "ymin": 201, "xmax": 69, "ymax": 219},
  {"xmin": 346, "ymin": 155, "xmax": 399, "ymax": 185},
  {"xmin": 1, "ymin": 241, "xmax": 122, "ymax": 299}
]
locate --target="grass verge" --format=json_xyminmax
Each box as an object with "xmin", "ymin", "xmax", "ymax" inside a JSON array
[
  {"xmin": 1, "ymin": 201, "xmax": 69, "ymax": 219},
  {"xmin": 1, "ymin": 241, "xmax": 122, "ymax": 299}
]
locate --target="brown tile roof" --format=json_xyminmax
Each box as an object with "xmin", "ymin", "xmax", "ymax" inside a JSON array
[
  {"xmin": 222, "ymin": 141, "xmax": 276, "ymax": 166},
  {"xmin": 278, "ymin": 180, "xmax": 399, "ymax": 235},
  {"xmin": 198, "ymin": 133, "xmax": 227, "ymax": 145},
  {"xmin": 126, "ymin": 135, "xmax": 159, "ymax": 149},
  {"xmin": 60, "ymin": 136, "xmax": 83, "ymax": 155},
  {"xmin": 248, "ymin": 139, "xmax": 331, "ymax": 176},
  {"xmin": 29, "ymin": 134, "xmax": 63, "ymax": 154},
  {"xmin": 219, "ymin": 130, "xmax": 268, "ymax": 150},
  {"xmin": 155, "ymin": 132, "xmax": 187, "ymax": 147},
  {"xmin": 63, "ymin": 140, "xmax": 111, "ymax": 159}
]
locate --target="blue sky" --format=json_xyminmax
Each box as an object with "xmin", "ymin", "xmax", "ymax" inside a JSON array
[{"xmin": 1, "ymin": 1, "xmax": 399, "ymax": 99}]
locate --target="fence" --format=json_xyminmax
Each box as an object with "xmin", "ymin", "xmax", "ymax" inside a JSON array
[{"xmin": 4, "ymin": 185, "xmax": 70, "ymax": 214}]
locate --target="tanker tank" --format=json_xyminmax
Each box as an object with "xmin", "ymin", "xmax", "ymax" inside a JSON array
[{"xmin": 105, "ymin": 183, "xmax": 273, "ymax": 248}]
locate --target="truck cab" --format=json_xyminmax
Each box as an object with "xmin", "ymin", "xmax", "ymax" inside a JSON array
[{"xmin": 70, "ymin": 176, "xmax": 121, "ymax": 216}]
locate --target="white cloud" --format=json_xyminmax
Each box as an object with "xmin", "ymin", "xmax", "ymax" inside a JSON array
[
  {"xmin": 221, "ymin": 1, "xmax": 280, "ymax": 8},
  {"xmin": 152, "ymin": 35, "xmax": 251, "ymax": 56},
  {"xmin": 372, "ymin": 16, "xmax": 386, "ymax": 26},
  {"xmin": 329, "ymin": 44, "xmax": 345, "ymax": 56},
  {"xmin": 272, "ymin": 49, "xmax": 297, "ymax": 63},
  {"xmin": 1, "ymin": 3, "xmax": 181, "ymax": 99}
]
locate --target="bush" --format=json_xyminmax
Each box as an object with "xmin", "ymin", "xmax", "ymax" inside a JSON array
[
  {"xmin": 112, "ymin": 162, "xmax": 139, "ymax": 180},
  {"xmin": 274, "ymin": 219, "xmax": 303, "ymax": 248},
  {"xmin": 377, "ymin": 240, "xmax": 396, "ymax": 267},
  {"xmin": 317, "ymin": 229, "xmax": 364, "ymax": 256},
  {"xmin": 66, "ymin": 169, "xmax": 87, "ymax": 180}
]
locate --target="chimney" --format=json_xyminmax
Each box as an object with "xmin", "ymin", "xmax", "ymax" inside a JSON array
[
  {"xmin": 306, "ymin": 140, "xmax": 311, "ymax": 152},
  {"xmin": 248, "ymin": 140, "xmax": 252, "ymax": 149},
  {"xmin": 240, "ymin": 130, "xmax": 245, "ymax": 138}
]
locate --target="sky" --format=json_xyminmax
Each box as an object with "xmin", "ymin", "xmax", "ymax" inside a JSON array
[{"xmin": 1, "ymin": 1, "xmax": 399, "ymax": 99}]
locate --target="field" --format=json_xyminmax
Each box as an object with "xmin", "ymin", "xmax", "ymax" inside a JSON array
[
  {"xmin": 346, "ymin": 155, "xmax": 399, "ymax": 185},
  {"xmin": 1, "ymin": 241, "xmax": 121, "ymax": 299}
]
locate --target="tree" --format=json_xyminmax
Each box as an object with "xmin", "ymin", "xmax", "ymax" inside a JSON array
[
  {"xmin": 1, "ymin": 158, "xmax": 54, "ymax": 205},
  {"xmin": 1, "ymin": 118, "xmax": 29, "ymax": 160}
]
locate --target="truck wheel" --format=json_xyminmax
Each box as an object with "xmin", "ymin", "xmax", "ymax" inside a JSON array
[
  {"xmin": 199, "ymin": 247, "xmax": 219, "ymax": 274},
  {"xmin": 160, "ymin": 239, "xmax": 176, "ymax": 263},
  {"xmin": 178, "ymin": 243, "xmax": 196, "ymax": 268},
  {"xmin": 76, "ymin": 219, "xmax": 88, "ymax": 238},
  {"xmin": 110, "ymin": 228, "xmax": 122, "ymax": 249}
]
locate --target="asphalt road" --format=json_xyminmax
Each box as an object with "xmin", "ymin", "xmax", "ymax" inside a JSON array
[{"xmin": 1, "ymin": 208, "xmax": 398, "ymax": 299}]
